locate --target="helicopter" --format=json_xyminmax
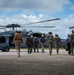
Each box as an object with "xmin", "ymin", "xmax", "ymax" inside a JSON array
[{"xmin": 0, "ymin": 18, "xmax": 60, "ymax": 52}]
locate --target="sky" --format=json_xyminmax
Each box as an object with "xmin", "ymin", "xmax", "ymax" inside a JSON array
[{"xmin": 0, "ymin": 0, "xmax": 74, "ymax": 39}]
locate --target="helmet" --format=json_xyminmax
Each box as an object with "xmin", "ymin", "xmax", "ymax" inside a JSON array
[
  {"xmin": 31, "ymin": 36, "xmax": 33, "ymax": 38},
  {"xmin": 68, "ymin": 34, "xmax": 70, "ymax": 37},
  {"xmin": 55, "ymin": 34, "xmax": 58, "ymax": 36},
  {"xmin": 27, "ymin": 34, "xmax": 30, "ymax": 36},
  {"xmin": 42, "ymin": 35, "xmax": 44, "ymax": 37},
  {"xmin": 72, "ymin": 30, "xmax": 74, "ymax": 33},
  {"xmin": 48, "ymin": 32, "xmax": 52, "ymax": 34}
]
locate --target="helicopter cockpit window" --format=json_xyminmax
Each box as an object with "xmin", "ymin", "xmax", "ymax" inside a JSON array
[{"xmin": 0, "ymin": 36, "xmax": 6, "ymax": 43}]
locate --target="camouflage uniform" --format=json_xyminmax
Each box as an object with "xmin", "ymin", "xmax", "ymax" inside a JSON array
[
  {"xmin": 70, "ymin": 30, "xmax": 74, "ymax": 54},
  {"xmin": 54, "ymin": 34, "xmax": 61, "ymax": 54},
  {"xmin": 40, "ymin": 35, "xmax": 46, "ymax": 53},
  {"xmin": 30, "ymin": 36, "xmax": 33, "ymax": 53},
  {"xmin": 26, "ymin": 35, "xmax": 33, "ymax": 54},
  {"xmin": 46, "ymin": 32, "xmax": 54, "ymax": 55},
  {"xmin": 33, "ymin": 37, "xmax": 39, "ymax": 53}
]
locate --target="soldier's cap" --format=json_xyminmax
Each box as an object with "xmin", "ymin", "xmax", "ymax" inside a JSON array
[
  {"xmin": 48, "ymin": 32, "xmax": 52, "ymax": 34},
  {"xmin": 27, "ymin": 34, "xmax": 30, "ymax": 36},
  {"xmin": 31, "ymin": 36, "xmax": 33, "ymax": 38}
]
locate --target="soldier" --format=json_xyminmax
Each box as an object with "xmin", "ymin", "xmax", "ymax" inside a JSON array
[
  {"xmin": 31, "ymin": 36, "xmax": 33, "ymax": 53},
  {"xmin": 40, "ymin": 35, "xmax": 46, "ymax": 53},
  {"xmin": 70, "ymin": 30, "xmax": 74, "ymax": 55},
  {"xmin": 54, "ymin": 34, "xmax": 61, "ymax": 54},
  {"xmin": 13, "ymin": 31, "xmax": 23, "ymax": 57},
  {"xmin": 33, "ymin": 37, "xmax": 39, "ymax": 53},
  {"xmin": 26, "ymin": 34, "xmax": 33, "ymax": 54},
  {"xmin": 46, "ymin": 32, "xmax": 54, "ymax": 55},
  {"xmin": 66, "ymin": 34, "xmax": 71, "ymax": 54}
]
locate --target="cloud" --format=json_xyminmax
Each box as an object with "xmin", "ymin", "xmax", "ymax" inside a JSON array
[
  {"xmin": 53, "ymin": 15, "xmax": 74, "ymax": 38},
  {"xmin": 0, "ymin": 0, "xmax": 71, "ymax": 14},
  {"xmin": 70, "ymin": 5, "xmax": 74, "ymax": 10},
  {"xmin": 0, "ymin": 0, "xmax": 73, "ymax": 39},
  {"xmin": 0, "ymin": 13, "xmax": 74, "ymax": 38},
  {"xmin": 0, "ymin": 14, "xmax": 74, "ymax": 37}
]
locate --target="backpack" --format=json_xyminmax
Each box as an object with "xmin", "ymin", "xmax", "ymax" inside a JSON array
[
  {"xmin": 26, "ymin": 37, "xmax": 33, "ymax": 46},
  {"xmin": 40, "ymin": 38, "xmax": 46, "ymax": 43},
  {"xmin": 49, "ymin": 35, "xmax": 54, "ymax": 43},
  {"xmin": 55, "ymin": 37, "xmax": 60, "ymax": 42}
]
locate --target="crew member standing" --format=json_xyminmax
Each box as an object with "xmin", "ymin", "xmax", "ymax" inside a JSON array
[
  {"xmin": 33, "ymin": 37, "xmax": 39, "ymax": 53},
  {"xmin": 26, "ymin": 34, "xmax": 33, "ymax": 54},
  {"xmin": 54, "ymin": 34, "xmax": 61, "ymax": 54},
  {"xmin": 66, "ymin": 34, "xmax": 71, "ymax": 54},
  {"xmin": 70, "ymin": 30, "xmax": 74, "ymax": 55},
  {"xmin": 13, "ymin": 31, "xmax": 23, "ymax": 57},
  {"xmin": 40, "ymin": 35, "xmax": 46, "ymax": 53},
  {"xmin": 46, "ymin": 32, "xmax": 54, "ymax": 55}
]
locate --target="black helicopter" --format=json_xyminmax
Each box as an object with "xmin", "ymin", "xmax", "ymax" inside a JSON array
[{"xmin": 0, "ymin": 18, "xmax": 60, "ymax": 52}]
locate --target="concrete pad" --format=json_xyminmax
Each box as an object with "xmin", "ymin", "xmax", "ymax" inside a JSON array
[{"xmin": 0, "ymin": 49, "xmax": 74, "ymax": 75}]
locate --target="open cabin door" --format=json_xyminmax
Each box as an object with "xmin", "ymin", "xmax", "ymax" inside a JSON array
[{"xmin": 9, "ymin": 36, "xmax": 15, "ymax": 47}]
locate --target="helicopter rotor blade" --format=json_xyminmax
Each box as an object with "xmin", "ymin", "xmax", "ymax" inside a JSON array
[
  {"xmin": 0, "ymin": 26, "xmax": 6, "ymax": 27},
  {"xmin": 0, "ymin": 18, "xmax": 60, "ymax": 28},
  {"xmin": 0, "ymin": 27, "xmax": 6, "ymax": 29},
  {"xmin": 23, "ymin": 26, "xmax": 55, "ymax": 28},
  {"xmin": 69, "ymin": 26, "xmax": 74, "ymax": 29},
  {"xmin": 23, "ymin": 18, "xmax": 60, "ymax": 25}
]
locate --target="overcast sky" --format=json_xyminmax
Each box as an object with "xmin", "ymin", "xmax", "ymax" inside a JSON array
[{"xmin": 0, "ymin": 0, "xmax": 74, "ymax": 39}]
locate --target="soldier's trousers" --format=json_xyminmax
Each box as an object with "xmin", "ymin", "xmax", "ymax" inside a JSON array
[
  {"xmin": 67, "ymin": 42, "xmax": 71, "ymax": 54},
  {"xmin": 71, "ymin": 43, "xmax": 74, "ymax": 54},
  {"xmin": 41, "ymin": 43, "xmax": 45, "ymax": 53},
  {"xmin": 15, "ymin": 43, "xmax": 21, "ymax": 57},
  {"xmin": 28, "ymin": 47, "xmax": 32, "ymax": 54},
  {"xmin": 34, "ymin": 46, "xmax": 39, "ymax": 53},
  {"xmin": 55, "ymin": 43, "xmax": 60, "ymax": 54},
  {"xmin": 49, "ymin": 43, "xmax": 53, "ymax": 55}
]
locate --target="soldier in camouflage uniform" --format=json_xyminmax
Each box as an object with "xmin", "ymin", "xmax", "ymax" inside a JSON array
[
  {"xmin": 46, "ymin": 32, "xmax": 54, "ymax": 55},
  {"xmin": 33, "ymin": 37, "xmax": 39, "ymax": 53},
  {"xmin": 40, "ymin": 35, "xmax": 46, "ymax": 53},
  {"xmin": 70, "ymin": 30, "xmax": 74, "ymax": 55},
  {"xmin": 54, "ymin": 34, "xmax": 61, "ymax": 54},
  {"xmin": 26, "ymin": 34, "xmax": 33, "ymax": 54},
  {"xmin": 31, "ymin": 36, "xmax": 33, "ymax": 53}
]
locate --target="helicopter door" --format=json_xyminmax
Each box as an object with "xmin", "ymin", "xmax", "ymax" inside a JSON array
[
  {"xmin": 9, "ymin": 36, "xmax": 14, "ymax": 47},
  {"xmin": 0, "ymin": 36, "xmax": 6, "ymax": 43}
]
